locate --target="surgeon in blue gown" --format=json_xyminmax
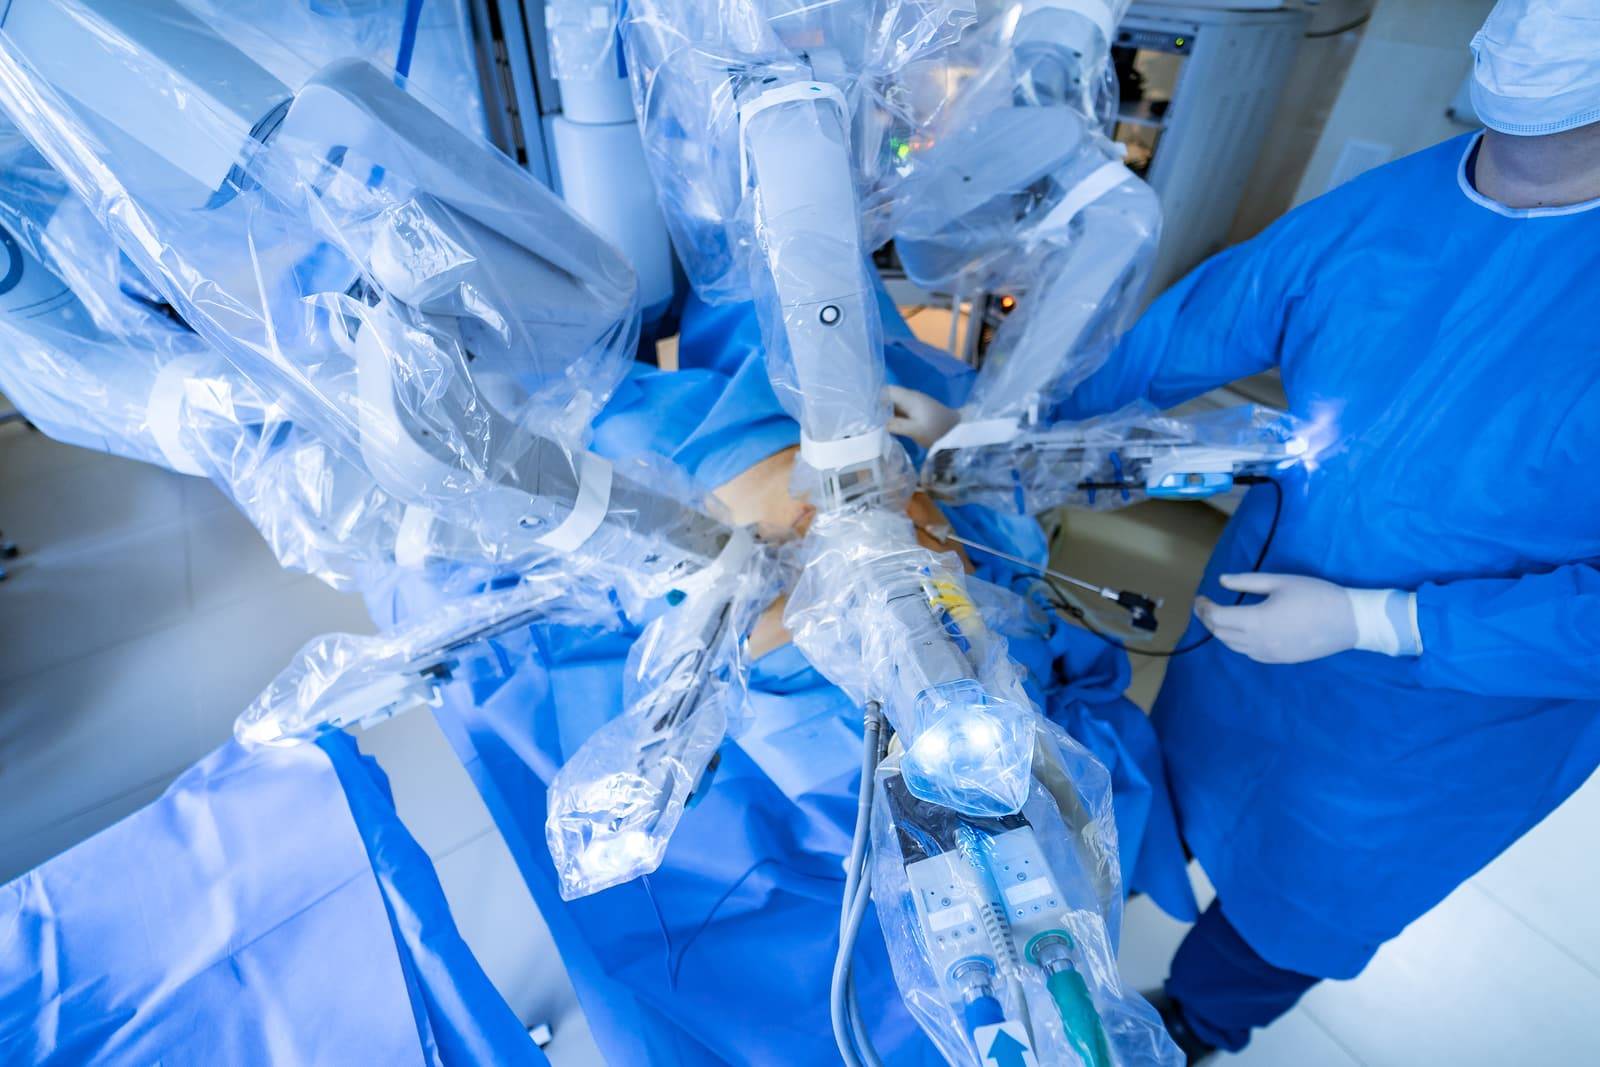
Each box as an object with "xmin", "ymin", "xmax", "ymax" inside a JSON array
[
  {"xmin": 1026, "ymin": 3, "xmax": 1600, "ymax": 1058},
  {"xmin": 0, "ymin": 733, "xmax": 544, "ymax": 1065},
  {"xmin": 370, "ymin": 285, "xmax": 1195, "ymax": 1065}
]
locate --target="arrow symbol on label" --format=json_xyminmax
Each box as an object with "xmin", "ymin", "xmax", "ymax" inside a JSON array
[{"xmin": 985, "ymin": 1028, "xmax": 1030, "ymax": 1067}]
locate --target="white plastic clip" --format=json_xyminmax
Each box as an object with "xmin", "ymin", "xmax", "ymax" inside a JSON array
[
  {"xmin": 1030, "ymin": 160, "xmax": 1134, "ymax": 246},
  {"xmin": 737, "ymin": 80, "xmax": 849, "ymax": 192},
  {"xmin": 925, "ymin": 418, "xmax": 1023, "ymax": 463},
  {"xmin": 669, "ymin": 526, "xmax": 755, "ymax": 600},
  {"xmin": 1018, "ymin": 0, "xmax": 1118, "ymax": 45},
  {"xmin": 536, "ymin": 451, "xmax": 614, "ymax": 553},
  {"xmin": 145, "ymin": 355, "xmax": 210, "ymax": 476},
  {"xmin": 799, "ymin": 427, "xmax": 888, "ymax": 473}
]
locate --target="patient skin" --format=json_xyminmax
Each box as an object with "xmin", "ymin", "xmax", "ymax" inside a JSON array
[{"xmin": 713, "ymin": 444, "xmax": 971, "ymax": 657}]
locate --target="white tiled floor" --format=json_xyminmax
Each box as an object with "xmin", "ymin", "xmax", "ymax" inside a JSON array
[{"xmin": 7, "ymin": 417, "xmax": 1600, "ymax": 1065}]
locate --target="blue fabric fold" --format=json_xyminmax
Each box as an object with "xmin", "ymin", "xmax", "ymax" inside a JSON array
[{"xmin": 0, "ymin": 734, "xmax": 543, "ymax": 1066}]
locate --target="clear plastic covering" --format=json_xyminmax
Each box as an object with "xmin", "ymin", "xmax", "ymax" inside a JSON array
[
  {"xmin": 786, "ymin": 508, "xmax": 1037, "ymax": 817},
  {"xmin": 0, "ymin": 114, "xmax": 419, "ymax": 587},
  {"xmin": 741, "ymin": 79, "xmax": 890, "ymax": 454},
  {"xmin": 546, "ymin": 531, "xmax": 784, "ymax": 898},
  {"xmin": 0, "ymin": 120, "xmax": 659, "ymax": 592},
  {"xmin": 545, "ymin": 0, "xmax": 622, "ymax": 83},
  {"xmin": 620, "ymin": 0, "xmax": 976, "ymax": 476},
  {"xmin": 620, "ymin": 0, "xmax": 975, "ymax": 304},
  {"xmin": 183, "ymin": 0, "xmax": 488, "ymax": 136},
  {"xmin": 925, "ymin": 402, "xmax": 1311, "ymax": 515},
  {"xmin": 0, "ymin": 7, "xmax": 791, "ymax": 907},
  {"xmin": 236, "ymin": 571, "xmax": 619, "ymax": 747},
  {"xmin": 871, "ymin": 718, "xmax": 1181, "ymax": 1066},
  {"xmin": 0, "ymin": 1, "xmax": 738, "ymax": 596},
  {"xmin": 0, "ymin": 118, "xmax": 204, "ymax": 469},
  {"xmin": 893, "ymin": 0, "xmax": 1160, "ymax": 424}
]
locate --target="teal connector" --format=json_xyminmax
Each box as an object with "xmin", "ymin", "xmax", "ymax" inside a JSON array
[
  {"xmin": 1045, "ymin": 967, "xmax": 1112, "ymax": 1067},
  {"xmin": 1027, "ymin": 931, "xmax": 1112, "ymax": 1067}
]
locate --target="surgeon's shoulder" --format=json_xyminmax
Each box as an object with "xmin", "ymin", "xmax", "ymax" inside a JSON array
[
  {"xmin": 1252, "ymin": 134, "xmax": 1476, "ymax": 258},
  {"xmin": 1291, "ymin": 135, "xmax": 1474, "ymax": 227}
]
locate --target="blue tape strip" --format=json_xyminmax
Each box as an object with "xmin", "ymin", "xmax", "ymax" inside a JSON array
[{"xmin": 395, "ymin": 0, "xmax": 425, "ymax": 80}]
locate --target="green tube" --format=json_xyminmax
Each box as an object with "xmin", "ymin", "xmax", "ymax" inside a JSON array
[{"xmin": 1045, "ymin": 967, "xmax": 1113, "ymax": 1067}]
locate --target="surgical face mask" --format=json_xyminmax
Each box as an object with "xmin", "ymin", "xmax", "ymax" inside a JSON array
[{"xmin": 1470, "ymin": 0, "xmax": 1600, "ymax": 136}]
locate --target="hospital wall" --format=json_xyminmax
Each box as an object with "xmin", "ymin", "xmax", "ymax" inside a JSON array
[
  {"xmin": 1294, "ymin": 0, "xmax": 1494, "ymax": 203},
  {"xmin": 1228, "ymin": 0, "xmax": 1494, "ymax": 245}
]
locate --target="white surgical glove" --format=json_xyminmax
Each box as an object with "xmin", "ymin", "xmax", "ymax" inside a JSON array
[
  {"xmin": 887, "ymin": 385, "xmax": 960, "ymax": 449},
  {"xmin": 1193, "ymin": 573, "xmax": 1422, "ymax": 665}
]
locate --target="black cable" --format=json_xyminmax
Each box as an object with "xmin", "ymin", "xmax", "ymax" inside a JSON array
[
  {"xmin": 1046, "ymin": 478, "xmax": 1283, "ymax": 659},
  {"xmin": 1305, "ymin": 12, "xmax": 1373, "ymax": 39}
]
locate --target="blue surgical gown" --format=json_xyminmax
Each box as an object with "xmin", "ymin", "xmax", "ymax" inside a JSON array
[
  {"xmin": 1060, "ymin": 131, "xmax": 1600, "ymax": 979},
  {"xmin": 370, "ymin": 288, "xmax": 1194, "ymax": 1065},
  {"xmin": 0, "ymin": 734, "xmax": 544, "ymax": 1065}
]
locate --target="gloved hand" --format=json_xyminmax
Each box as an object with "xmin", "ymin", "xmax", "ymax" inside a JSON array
[
  {"xmin": 887, "ymin": 385, "xmax": 960, "ymax": 448},
  {"xmin": 1193, "ymin": 573, "xmax": 1422, "ymax": 665}
]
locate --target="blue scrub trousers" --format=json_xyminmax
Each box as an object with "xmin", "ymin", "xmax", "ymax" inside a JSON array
[{"xmin": 1165, "ymin": 901, "xmax": 1321, "ymax": 1053}]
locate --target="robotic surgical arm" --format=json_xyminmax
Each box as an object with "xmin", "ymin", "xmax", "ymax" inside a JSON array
[
  {"xmin": 0, "ymin": 0, "xmax": 786, "ymax": 896},
  {"xmin": 895, "ymin": 0, "xmax": 1159, "ymax": 428},
  {"xmin": 738, "ymin": 74, "xmax": 899, "ymax": 510},
  {"xmin": 0, "ymin": 0, "xmax": 741, "ymax": 602},
  {"xmin": 891, "ymin": 1, "xmax": 1307, "ymax": 515},
  {"xmin": 696, "ymin": 38, "xmax": 1043, "ymax": 818},
  {"xmin": 0, "ymin": 122, "xmax": 410, "ymax": 588},
  {"xmin": 617, "ymin": 7, "xmax": 1183, "ymax": 1062}
]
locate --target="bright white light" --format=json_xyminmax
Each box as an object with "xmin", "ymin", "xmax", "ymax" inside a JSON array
[
  {"xmin": 915, "ymin": 728, "xmax": 951, "ymax": 764},
  {"xmin": 956, "ymin": 716, "xmax": 1000, "ymax": 753},
  {"xmin": 579, "ymin": 830, "xmax": 657, "ymax": 879}
]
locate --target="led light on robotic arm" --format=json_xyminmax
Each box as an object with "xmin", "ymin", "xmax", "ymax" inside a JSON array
[
  {"xmin": 900, "ymin": 679, "xmax": 1035, "ymax": 819},
  {"xmin": 789, "ymin": 511, "xmax": 1036, "ymax": 819}
]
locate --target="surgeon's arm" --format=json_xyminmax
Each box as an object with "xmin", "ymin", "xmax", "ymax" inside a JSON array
[
  {"xmin": 1413, "ymin": 562, "xmax": 1600, "ymax": 699},
  {"xmin": 1056, "ymin": 226, "xmax": 1304, "ymax": 422}
]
